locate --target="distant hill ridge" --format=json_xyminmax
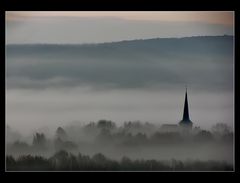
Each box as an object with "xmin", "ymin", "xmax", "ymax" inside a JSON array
[
  {"xmin": 6, "ymin": 35, "xmax": 233, "ymax": 91},
  {"xmin": 7, "ymin": 35, "xmax": 233, "ymax": 58},
  {"xmin": 7, "ymin": 35, "xmax": 233, "ymax": 47}
]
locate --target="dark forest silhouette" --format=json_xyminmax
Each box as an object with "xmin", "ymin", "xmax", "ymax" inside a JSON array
[{"xmin": 7, "ymin": 150, "xmax": 233, "ymax": 171}]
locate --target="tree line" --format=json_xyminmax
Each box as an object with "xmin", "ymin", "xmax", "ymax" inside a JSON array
[{"xmin": 6, "ymin": 150, "xmax": 233, "ymax": 171}]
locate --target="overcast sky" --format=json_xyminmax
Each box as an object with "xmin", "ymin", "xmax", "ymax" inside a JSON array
[
  {"xmin": 6, "ymin": 12, "xmax": 234, "ymax": 135},
  {"xmin": 6, "ymin": 11, "xmax": 234, "ymax": 44}
]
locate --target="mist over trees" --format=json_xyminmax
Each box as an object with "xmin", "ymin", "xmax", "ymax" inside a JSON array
[
  {"xmin": 6, "ymin": 120, "xmax": 233, "ymax": 171},
  {"xmin": 6, "ymin": 36, "xmax": 234, "ymax": 171},
  {"xmin": 5, "ymin": 5, "xmax": 235, "ymax": 173}
]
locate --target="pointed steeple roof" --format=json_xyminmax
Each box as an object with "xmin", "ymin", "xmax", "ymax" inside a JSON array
[
  {"xmin": 179, "ymin": 87, "xmax": 193, "ymax": 127},
  {"xmin": 183, "ymin": 87, "xmax": 190, "ymax": 121}
]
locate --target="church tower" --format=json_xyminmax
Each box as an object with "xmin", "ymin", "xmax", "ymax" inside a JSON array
[{"xmin": 179, "ymin": 87, "xmax": 193, "ymax": 128}]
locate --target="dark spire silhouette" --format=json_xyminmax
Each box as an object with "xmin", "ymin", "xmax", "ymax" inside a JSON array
[
  {"xmin": 183, "ymin": 87, "xmax": 190, "ymax": 120},
  {"xmin": 179, "ymin": 87, "xmax": 193, "ymax": 128}
]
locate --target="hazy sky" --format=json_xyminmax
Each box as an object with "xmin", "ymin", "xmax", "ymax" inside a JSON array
[
  {"xmin": 6, "ymin": 11, "xmax": 234, "ymax": 24},
  {"xmin": 6, "ymin": 11, "xmax": 234, "ymax": 44},
  {"xmin": 6, "ymin": 11, "xmax": 234, "ymax": 135}
]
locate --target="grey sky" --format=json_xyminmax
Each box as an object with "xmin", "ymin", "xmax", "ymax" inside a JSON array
[{"xmin": 6, "ymin": 12, "xmax": 233, "ymax": 44}]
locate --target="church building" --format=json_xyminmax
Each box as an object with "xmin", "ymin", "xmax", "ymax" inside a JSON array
[{"xmin": 160, "ymin": 87, "xmax": 194, "ymax": 132}]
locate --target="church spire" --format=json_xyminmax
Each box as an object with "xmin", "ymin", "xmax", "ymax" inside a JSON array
[
  {"xmin": 183, "ymin": 86, "xmax": 190, "ymax": 121},
  {"xmin": 179, "ymin": 86, "xmax": 193, "ymax": 127}
]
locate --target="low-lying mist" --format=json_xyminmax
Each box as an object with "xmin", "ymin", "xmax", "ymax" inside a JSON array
[
  {"xmin": 6, "ymin": 120, "xmax": 234, "ymax": 166},
  {"xmin": 6, "ymin": 87, "xmax": 233, "ymax": 136},
  {"xmin": 6, "ymin": 36, "xmax": 234, "ymax": 170}
]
